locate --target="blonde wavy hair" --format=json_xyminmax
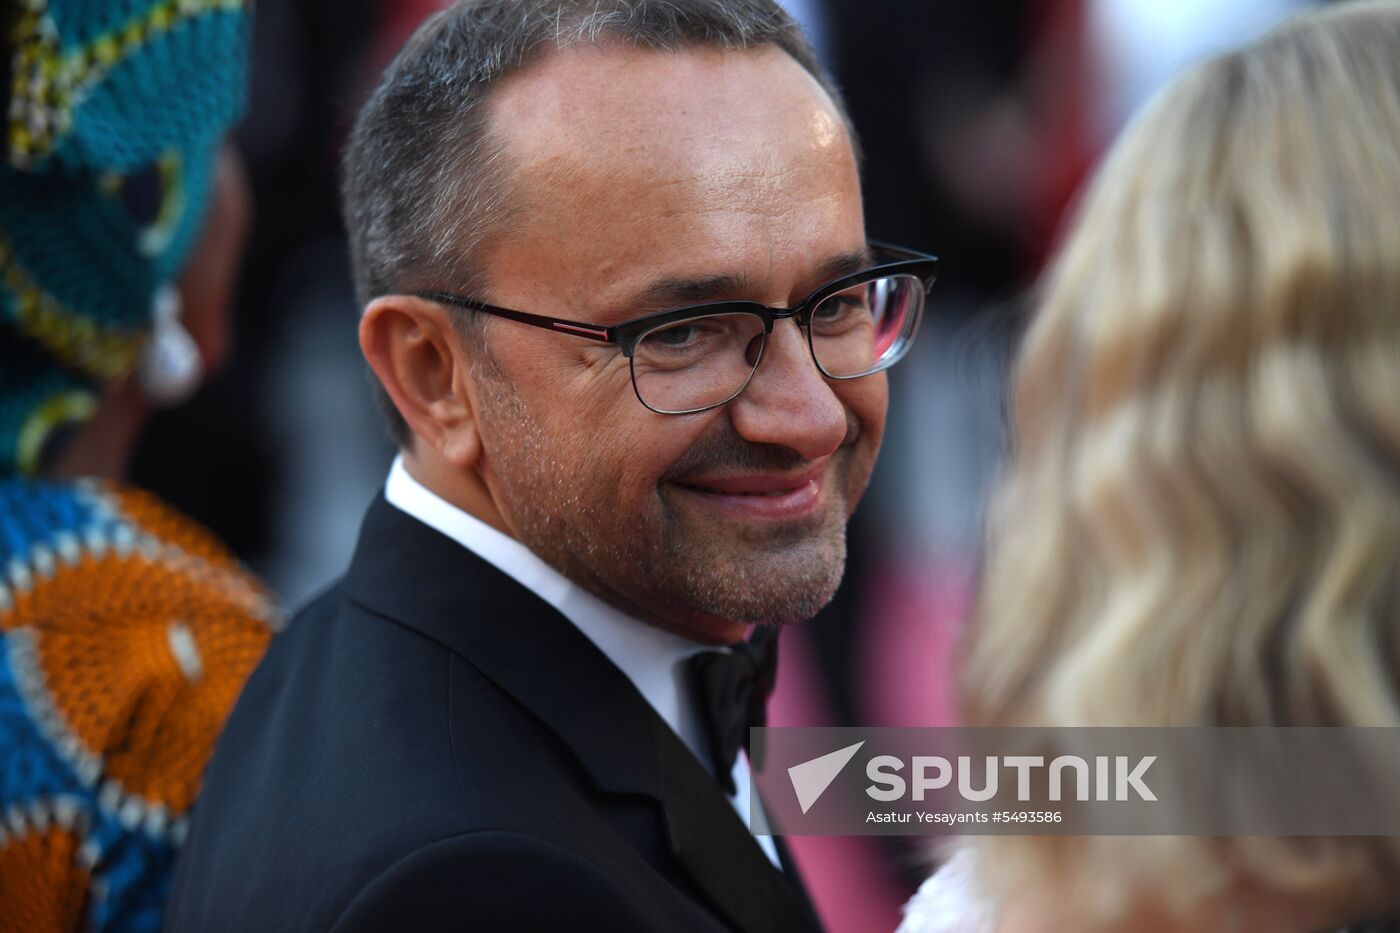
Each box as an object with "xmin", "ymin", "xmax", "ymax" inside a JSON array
[{"xmin": 959, "ymin": 2, "xmax": 1400, "ymax": 927}]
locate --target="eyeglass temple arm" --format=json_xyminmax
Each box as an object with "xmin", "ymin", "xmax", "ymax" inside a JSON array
[
  {"xmin": 416, "ymin": 291, "xmax": 617, "ymax": 343},
  {"xmin": 868, "ymin": 239, "xmax": 936, "ymax": 260},
  {"xmin": 867, "ymin": 241, "xmax": 939, "ymax": 277}
]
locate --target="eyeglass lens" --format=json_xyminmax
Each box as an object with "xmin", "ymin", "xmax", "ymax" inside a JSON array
[
  {"xmin": 809, "ymin": 273, "xmax": 923, "ymax": 379},
  {"xmin": 630, "ymin": 273, "xmax": 925, "ymax": 414}
]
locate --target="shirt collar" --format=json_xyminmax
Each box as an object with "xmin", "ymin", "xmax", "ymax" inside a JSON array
[{"xmin": 384, "ymin": 454, "xmax": 714, "ymax": 761}]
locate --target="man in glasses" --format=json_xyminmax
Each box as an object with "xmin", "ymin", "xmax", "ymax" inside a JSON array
[{"xmin": 168, "ymin": 1, "xmax": 934, "ymax": 931}]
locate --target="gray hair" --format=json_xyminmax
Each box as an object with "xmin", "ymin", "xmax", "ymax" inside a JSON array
[{"xmin": 341, "ymin": 0, "xmax": 852, "ymax": 445}]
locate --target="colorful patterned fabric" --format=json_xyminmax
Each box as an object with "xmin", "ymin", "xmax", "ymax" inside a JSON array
[
  {"xmin": 0, "ymin": 0, "xmax": 250, "ymax": 475},
  {"xmin": 0, "ymin": 478, "xmax": 278, "ymax": 931}
]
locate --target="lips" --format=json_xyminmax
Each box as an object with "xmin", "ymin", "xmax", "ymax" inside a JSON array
[
  {"xmin": 677, "ymin": 461, "xmax": 826, "ymax": 494},
  {"xmin": 671, "ymin": 461, "xmax": 829, "ymax": 519}
]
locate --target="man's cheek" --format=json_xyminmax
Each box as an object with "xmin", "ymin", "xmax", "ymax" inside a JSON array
[
  {"xmin": 843, "ymin": 376, "xmax": 889, "ymax": 436},
  {"xmin": 602, "ymin": 456, "xmax": 664, "ymax": 517},
  {"xmin": 837, "ymin": 445, "xmax": 878, "ymax": 513}
]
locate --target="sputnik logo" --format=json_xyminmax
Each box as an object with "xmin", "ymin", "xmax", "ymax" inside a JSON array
[{"xmin": 787, "ymin": 741, "xmax": 865, "ymax": 814}]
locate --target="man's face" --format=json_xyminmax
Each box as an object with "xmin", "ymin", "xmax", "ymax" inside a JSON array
[{"xmin": 469, "ymin": 42, "xmax": 885, "ymax": 643}]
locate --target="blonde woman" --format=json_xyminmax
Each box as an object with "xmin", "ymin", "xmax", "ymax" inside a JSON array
[{"xmin": 901, "ymin": 2, "xmax": 1400, "ymax": 931}]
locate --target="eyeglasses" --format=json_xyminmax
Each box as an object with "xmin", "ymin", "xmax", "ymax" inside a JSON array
[{"xmin": 416, "ymin": 242, "xmax": 937, "ymax": 415}]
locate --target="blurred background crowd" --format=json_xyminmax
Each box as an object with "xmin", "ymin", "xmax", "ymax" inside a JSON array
[{"xmin": 110, "ymin": 1, "xmax": 1348, "ymax": 930}]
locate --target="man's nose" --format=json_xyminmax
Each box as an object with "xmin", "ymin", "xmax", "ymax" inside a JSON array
[{"xmin": 727, "ymin": 319, "xmax": 847, "ymax": 461}]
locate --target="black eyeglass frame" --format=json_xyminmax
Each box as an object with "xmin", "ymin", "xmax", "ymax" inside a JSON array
[{"xmin": 414, "ymin": 241, "xmax": 939, "ymax": 414}]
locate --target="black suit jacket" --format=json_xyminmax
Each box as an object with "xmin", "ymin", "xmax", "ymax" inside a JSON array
[{"xmin": 166, "ymin": 496, "xmax": 823, "ymax": 932}]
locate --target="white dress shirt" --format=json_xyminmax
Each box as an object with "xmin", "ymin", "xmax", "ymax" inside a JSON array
[{"xmin": 384, "ymin": 455, "xmax": 780, "ymax": 867}]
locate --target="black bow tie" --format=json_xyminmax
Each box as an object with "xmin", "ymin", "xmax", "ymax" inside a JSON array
[{"xmin": 686, "ymin": 626, "xmax": 779, "ymax": 796}]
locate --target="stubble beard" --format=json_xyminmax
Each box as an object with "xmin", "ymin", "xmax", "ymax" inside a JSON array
[{"xmin": 474, "ymin": 366, "xmax": 853, "ymax": 633}]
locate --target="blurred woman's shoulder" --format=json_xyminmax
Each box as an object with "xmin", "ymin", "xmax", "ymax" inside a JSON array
[{"xmin": 898, "ymin": 847, "xmax": 997, "ymax": 933}]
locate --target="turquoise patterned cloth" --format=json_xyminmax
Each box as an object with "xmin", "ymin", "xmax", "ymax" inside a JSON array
[{"xmin": 0, "ymin": 0, "xmax": 249, "ymax": 476}]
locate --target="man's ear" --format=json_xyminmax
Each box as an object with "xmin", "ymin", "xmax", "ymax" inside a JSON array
[{"xmin": 359, "ymin": 295, "xmax": 483, "ymax": 469}]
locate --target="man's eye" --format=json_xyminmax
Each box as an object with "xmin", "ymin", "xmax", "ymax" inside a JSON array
[
  {"xmin": 648, "ymin": 317, "xmax": 736, "ymax": 347},
  {"xmin": 651, "ymin": 323, "xmax": 699, "ymax": 347},
  {"xmin": 813, "ymin": 295, "xmax": 870, "ymax": 325}
]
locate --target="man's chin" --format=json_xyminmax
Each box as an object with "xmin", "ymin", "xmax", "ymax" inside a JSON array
[
  {"xmin": 692, "ymin": 578, "xmax": 843, "ymax": 629},
  {"xmin": 664, "ymin": 535, "xmax": 848, "ymax": 630}
]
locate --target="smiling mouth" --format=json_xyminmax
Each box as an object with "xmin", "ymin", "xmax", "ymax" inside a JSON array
[
  {"xmin": 678, "ymin": 483, "xmax": 800, "ymax": 497},
  {"xmin": 666, "ymin": 462, "xmax": 831, "ymax": 519}
]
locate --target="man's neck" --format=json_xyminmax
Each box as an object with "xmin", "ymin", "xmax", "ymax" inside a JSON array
[
  {"xmin": 400, "ymin": 447, "xmax": 512, "ymax": 537},
  {"xmin": 381, "ymin": 453, "xmax": 783, "ymax": 856}
]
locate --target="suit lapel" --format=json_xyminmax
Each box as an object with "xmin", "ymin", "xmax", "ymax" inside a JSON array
[
  {"xmin": 343, "ymin": 495, "xmax": 662, "ymax": 797},
  {"xmin": 654, "ymin": 717, "xmax": 824, "ymax": 933},
  {"xmin": 342, "ymin": 497, "xmax": 823, "ymax": 933},
  {"xmin": 771, "ymin": 828, "xmax": 823, "ymax": 928}
]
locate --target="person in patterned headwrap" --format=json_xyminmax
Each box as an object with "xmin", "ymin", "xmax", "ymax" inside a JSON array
[{"xmin": 0, "ymin": 1, "xmax": 277, "ymax": 930}]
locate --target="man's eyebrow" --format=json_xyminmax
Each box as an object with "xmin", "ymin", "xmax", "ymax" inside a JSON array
[
  {"xmin": 618, "ymin": 247, "xmax": 875, "ymax": 317},
  {"xmin": 627, "ymin": 272, "xmax": 755, "ymax": 312},
  {"xmin": 811, "ymin": 248, "xmax": 875, "ymax": 285}
]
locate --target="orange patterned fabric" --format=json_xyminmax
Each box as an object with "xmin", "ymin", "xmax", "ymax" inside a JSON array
[
  {"xmin": 0, "ymin": 478, "xmax": 278, "ymax": 930},
  {"xmin": 0, "ymin": 822, "xmax": 91, "ymax": 933}
]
